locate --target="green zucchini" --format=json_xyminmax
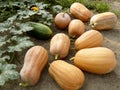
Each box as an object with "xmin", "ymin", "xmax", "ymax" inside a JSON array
[{"xmin": 29, "ymin": 22, "xmax": 53, "ymax": 39}]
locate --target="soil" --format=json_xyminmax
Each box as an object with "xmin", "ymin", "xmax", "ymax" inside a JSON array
[{"xmin": 0, "ymin": 0, "xmax": 120, "ymax": 90}]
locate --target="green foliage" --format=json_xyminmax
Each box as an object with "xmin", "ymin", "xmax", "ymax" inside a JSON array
[
  {"xmin": 0, "ymin": 13, "xmax": 34, "ymax": 85},
  {"xmin": 54, "ymin": 0, "xmax": 76, "ymax": 7},
  {"xmin": 0, "ymin": 61, "xmax": 20, "ymax": 86},
  {"xmin": 112, "ymin": 10, "xmax": 120, "ymax": 18},
  {"xmin": 52, "ymin": 5, "xmax": 63, "ymax": 15},
  {"xmin": 0, "ymin": 15, "xmax": 34, "ymax": 57},
  {"xmin": 76, "ymin": 0, "xmax": 110, "ymax": 12},
  {"xmin": 95, "ymin": 1, "xmax": 109, "ymax": 12},
  {"xmin": 0, "ymin": 1, "xmax": 19, "ymax": 22},
  {"xmin": 0, "ymin": 1, "xmax": 54, "ymax": 25},
  {"xmin": 16, "ymin": 2, "xmax": 53, "ymax": 25},
  {"xmin": 42, "ymin": 0, "xmax": 110, "ymax": 13}
]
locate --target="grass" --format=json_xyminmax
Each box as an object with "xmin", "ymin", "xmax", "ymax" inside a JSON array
[
  {"xmin": 76, "ymin": 0, "xmax": 110, "ymax": 12},
  {"xmin": 112, "ymin": 10, "xmax": 120, "ymax": 18},
  {"xmin": 45, "ymin": 0, "xmax": 110, "ymax": 12}
]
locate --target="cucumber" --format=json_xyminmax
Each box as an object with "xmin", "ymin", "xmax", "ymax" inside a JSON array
[{"xmin": 29, "ymin": 22, "xmax": 53, "ymax": 39}]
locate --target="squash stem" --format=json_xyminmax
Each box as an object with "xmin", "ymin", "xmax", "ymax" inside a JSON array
[
  {"xmin": 71, "ymin": 35, "xmax": 76, "ymax": 39},
  {"xmin": 19, "ymin": 82, "xmax": 29, "ymax": 87},
  {"xmin": 89, "ymin": 23, "xmax": 95, "ymax": 28},
  {"xmin": 69, "ymin": 57, "xmax": 75, "ymax": 61},
  {"xmin": 55, "ymin": 54, "xmax": 59, "ymax": 60},
  {"xmin": 62, "ymin": 13, "xmax": 65, "ymax": 17},
  {"xmin": 71, "ymin": 48, "xmax": 76, "ymax": 50},
  {"xmin": 70, "ymin": 38, "xmax": 75, "ymax": 42}
]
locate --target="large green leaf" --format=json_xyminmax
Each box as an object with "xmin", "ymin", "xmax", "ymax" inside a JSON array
[
  {"xmin": 0, "ymin": 61, "xmax": 20, "ymax": 86},
  {"xmin": 8, "ymin": 36, "xmax": 34, "ymax": 52}
]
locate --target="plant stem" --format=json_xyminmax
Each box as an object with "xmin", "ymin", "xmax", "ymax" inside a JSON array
[
  {"xmin": 19, "ymin": 82, "xmax": 29, "ymax": 87},
  {"xmin": 71, "ymin": 48, "xmax": 76, "ymax": 50},
  {"xmin": 9, "ymin": 52, "xmax": 15, "ymax": 63},
  {"xmin": 55, "ymin": 54, "xmax": 59, "ymax": 60},
  {"xmin": 69, "ymin": 57, "xmax": 74, "ymax": 61}
]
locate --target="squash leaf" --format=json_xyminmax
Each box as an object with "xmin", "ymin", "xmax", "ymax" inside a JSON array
[
  {"xmin": 0, "ymin": 55, "xmax": 10, "ymax": 62},
  {"xmin": 8, "ymin": 36, "xmax": 34, "ymax": 52},
  {"xmin": 0, "ymin": 61, "xmax": 20, "ymax": 86},
  {"xmin": 0, "ymin": 35, "xmax": 8, "ymax": 47},
  {"xmin": 9, "ymin": 22, "xmax": 33, "ymax": 35}
]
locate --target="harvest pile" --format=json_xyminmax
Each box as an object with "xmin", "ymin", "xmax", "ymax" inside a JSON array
[{"xmin": 19, "ymin": 2, "xmax": 117, "ymax": 90}]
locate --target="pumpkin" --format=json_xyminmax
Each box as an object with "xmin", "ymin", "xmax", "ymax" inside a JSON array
[
  {"xmin": 49, "ymin": 60, "xmax": 85, "ymax": 90},
  {"xmin": 20, "ymin": 46, "xmax": 48, "ymax": 86},
  {"xmin": 54, "ymin": 12, "xmax": 71, "ymax": 29},
  {"xmin": 70, "ymin": 2, "xmax": 92, "ymax": 22},
  {"xmin": 74, "ymin": 47, "xmax": 116, "ymax": 74},
  {"xmin": 90, "ymin": 12, "xmax": 117, "ymax": 30},
  {"xmin": 75, "ymin": 30, "xmax": 103, "ymax": 50},
  {"xmin": 68, "ymin": 19, "xmax": 85, "ymax": 38},
  {"xmin": 50, "ymin": 33, "xmax": 70, "ymax": 59}
]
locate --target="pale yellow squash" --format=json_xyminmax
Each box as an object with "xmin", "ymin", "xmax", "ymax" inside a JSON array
[
  {"xmin": 70, "ymin": 2, "xmax": 92, "ymax": 22},
  {"xmin": 20, "ymin": 46, "xmax": 48, "ymax": 86},
  {"xmin": 90, "ymin": 12, "xmax": 117, "ymax": 30},
  {"xmin": 74, "ymin": 47, "xmax": 116, "ymax": 74},
  {"xmin": 75, "ymin": 30, "xmax": 103, "ymax": 50},
  {"xmin": 49, "ymin": 60, "xmax": 85, "ymax": 90},
  {"xmin": 50, "ymin": 33, "xmax": 70, "ymax": 59}
]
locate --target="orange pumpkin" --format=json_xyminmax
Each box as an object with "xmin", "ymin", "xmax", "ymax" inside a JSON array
[
  {"xmin": 54, "ymin": 12, "xmax": 71, "ymax": 29},
  {"xmin": 50, "ymin": 33, "xmax": 70, "ymax": 59},
  {"xmin": 74, "ymin": 47, "xmax": 116, "ymax": 74},
  {"xmin": 70, "ymin": 2, "xmax": 92, "ymax": 22},
  {"xmin": 49, "ymin": 60, "xmax": 85, "ymax": 90},
  {"xmin": 68, "ymin": 19, "xmax": 85, "ymax": 38},
  {"xmin": 75, "ymin": 30, "xmax": 103, "ymax": 50}
]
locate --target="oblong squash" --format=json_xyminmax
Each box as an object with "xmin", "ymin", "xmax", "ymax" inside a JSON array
[
  {"xmin": 90, "ymin": 12, "xmax": 117, "ymax": 30},
  {"xmin": 75, "ymin": 30, "xmax": 103, "ymax": 50},
  {"xmin": 50, "ymin": 33, "xmax": 70, "ymax": 59},
  {"xmin": 49, "ymin": 60, "xmax": 85, "ymax": 90},
  {"xmin": 20, "ymin": 46, "xmax": 48, "ymax": 86},
  {"xmin": 74, "ymin": 47, "xmax": 116, "ymax": 74},
  {"xmin": 68, "ymin": 19, "xmax": 85, "ymax": 38},
  {"xmin": 70, "ymin": 2, "xmax": 92, "ymax": 22}
]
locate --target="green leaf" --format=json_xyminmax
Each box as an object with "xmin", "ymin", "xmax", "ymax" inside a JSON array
[
  {"xmin": 3, "ymin": 70, "xmax": 19, "ymax": 80},
  {"xmin": 52, "ymin": 5, "xmax": 63, "ymax": 14},
  {"xmin": 0, "ymin": 76, "xmax": 5, "ymax": 86},
  {"xmin": 36, "ymin": 2, "xmax": 49, "ymax": 10},
  {"xmin": 10, "ymin": 22, "xmax": 33, "ymax": 35},
  {"xmin": 0, "ymin": 35, "xmax": 7, "ymax": 47},
  {"xmin": 7, "ymin": 15, "xmax": 17, "ymax": 23},
  {"xmin": 8, "ymin": 36, "xmax": 34, "ymax": 52},
  {"xmin": 0, "ymin": 55, "xmax": 10, "ymax": 62},
  {"xmin": 0, "ymin": 61, "xmax": 20, "ymax": 86},
  {"xmin": 0, "ymin": 23, "xmax": 9, "ymax": 32}
]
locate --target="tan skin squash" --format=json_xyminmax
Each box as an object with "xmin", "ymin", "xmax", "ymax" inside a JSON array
[
  {"xmin": 20, "ymin": 46, "xmax": 48, "ymax": 86},
  {"xmin": 68, "ymin": 19, "xmax": 85, "ymax": 38},
  {"xmin": 50, "ymin": 33, "xmax": 70, "ymax": 59},
  {"xmin": 90, "ymin": 12, "xmax": 117, "ymax": 30},
  {"xmin": 74, "ymin": 47, "xmax": 116, "ymax": 74},
  {"xmin": 70, "ymin": 2, "xmax": 92, "ymax": 22},
  {"xmin": 49, "ymin": 60, "xmax": 85, "ymax": 90},
  {"xmin": 54, "ymin": 12, "xmax": 71, "ymax": 29},
  {"xmin": 75, "ymin": 30, "xmax": 103, "ymax": 50}
]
